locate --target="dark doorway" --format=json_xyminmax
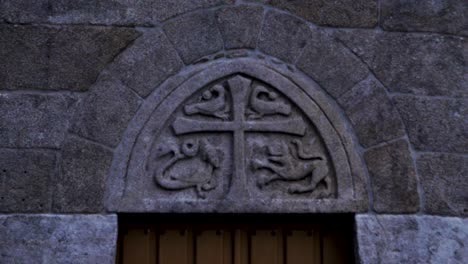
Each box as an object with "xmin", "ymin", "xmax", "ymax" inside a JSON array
[{"xmin": 117, "ymin": 214, "xmax": 355, "ymax": 264}]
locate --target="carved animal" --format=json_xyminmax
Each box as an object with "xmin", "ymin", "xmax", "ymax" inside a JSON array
[
  {"xmin": 248, "ymin": 85, "xmax": 291, "ymax": 119},
  {"xmin": 251, "ymin": 139, "xmax": 330, "ymax": 195},
  {"xmin": 152, "ymin": 139, "xmax": 223, "ymax": 198},
  {"xmin": 184, "ymin": 85, "xmax": 229, "ymax": 119}
]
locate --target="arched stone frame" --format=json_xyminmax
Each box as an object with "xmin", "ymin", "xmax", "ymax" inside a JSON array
[
  {"xmin": 105, "ymin": 58, "xmax": 368, "ymax": 212},
  {"xmin": 56, "ymin": 7, "xmax": 418, "ymax": 215}
]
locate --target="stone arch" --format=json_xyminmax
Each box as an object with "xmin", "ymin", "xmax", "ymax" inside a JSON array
[{"xmin": 59, "ymin": 6, "xmax": 418, "ymax": 214}]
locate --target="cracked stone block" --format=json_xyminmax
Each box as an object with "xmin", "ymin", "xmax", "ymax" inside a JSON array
[
  {"xmin": 216, "ymin": 5, "xmax": 264, "ymax": 50},
  {"xmin": 394, "ymin": 96, "xmax": 468, "ymax": 153},
  {"xmin": 0, "ymin": 93, "xmax": 80, "ymax": 148},
  {"xmin": 108, "ymin": 28, "xmax": 184, "ymax": 97},
  {"xmin": 0, "ymin": 150, "xmax": 56, "ymax": 212},
  {"xmin": 248, "ymin": 0, "xmax": 377, "ymax": 27},
  {"xmin": 356, "ymin": 214, "xmax": 468, "ymax": 264},
  {"xmin": 0, "ymin": 214, "xmax": 117, "ymax": 264},
  {"xmin": 0, "ymin": 25, "xmax": 50, "ymax": 90},
  {"xmin": 296, "ymin": 29, "xmax": 369, "ymax": 98},
  {"xmin": 257, "ymin": 11, "xmax": 312, "ymax": 63},
  {"xmin": 338, "ymin": 76, "xmax": 406, "ymax": 148},
  {"xmin": 335, "ymin": 30, "xmax": 467, "ymax": 97},
  {"xmin": 163, "ymin": 10, "xmax": 224, "ymax": 64},
  {"xmin": 381, "ymin": 0, "xmax": 468, "ymax": 36},
  {"xmin": 70, "ymin": 76, "xmax": 142, "ymax": 147},
  {"xmin": 364, "ymin": 139, "xmax": 419, "ymax": 213},
  {"xmin": 417, "ymin": 153, "xmax": 468, "ymax": 216},
  {"xmin": 49, "ymin": 26, "xmax": 140, "ymax": 91},
  {"xmin": 53, "ymin": 137, "xmax": 113, "ymax": 212}
]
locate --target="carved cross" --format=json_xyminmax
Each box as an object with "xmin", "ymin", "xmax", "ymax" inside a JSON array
[{"xmin": 172, "ymin": 76, "xmax": 306, "ymax": 198}]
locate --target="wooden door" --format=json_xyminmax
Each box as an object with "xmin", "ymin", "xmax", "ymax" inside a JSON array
[{"xmin": 118, "ymin": 214, "xmax": 354, "ymax": 264}]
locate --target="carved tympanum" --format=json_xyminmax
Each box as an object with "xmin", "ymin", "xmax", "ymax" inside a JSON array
[{"xmin": 146, "ymin": 75, "xmax": 335, "ymax": 199}]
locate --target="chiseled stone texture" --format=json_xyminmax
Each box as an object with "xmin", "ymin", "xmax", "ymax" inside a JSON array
[
  {"xmin": 163, "ymin": 10, "xmax": 224, "ymax": 64},
  {"xmin": 338, "ymin": 76, "xmax": 406, "ymax": 148},
  {"xmin": 0, "ymin": 25, "xmax": 50, "ymax": 90},
  {"xmin": 0, "ymin": 214, "xmax": 117, "ymax": 264},
  {"xmin": 258, "ymin": 11, "xmax": 312, "ymax": 63},
  {"xmin": 49, "ymin": 0, "xmax": 233, "ymax": 25},
  {"xmin": 0, "ymin": 93, "xmax": 80, "ymax": 148},
  {"xmin": 364, "ymin": 139, "xmax": 419, "ymax": 213},
  {"xmin": 107, "ymin": 28, "xmax": 183, "ymax": 97},
  {"xmin": 49, "ymin": 26, "xmax": 140, "ymax": 91},
  {"xmin": 0, "ymin": 150, "xmax": 56, "ymax": 212},
  {"xmin": 0, "ymin": 25, "xmax": 139, "ymax": 91},
  {"xmin": 417, "ymin": 153, "xmax": 468, "ymax": 216},
  {"xmin": 335, "ymin": 30, "xmax": 467, "ymax": 97},
  {"xmin": 381, "ymin": 0, "xmax": 468, "ymax": 36},
  {"xmin": 394, "ymin": 96, "xmax": 468, "ymax": 153},
  {"xmin": 216, "ymin": 5, "xmax": 264, "ymax": 50},
  {"xmin": 296, "ymin": 29, "xmax": 369, "ymax": 98},
  {"xmin": 248, "ymin": 0, "xmax": 377, "ymax": 27},
  {"xmin": 70, "ymin": 77, "xmax": 142, "ymax": 147},
  {"xmin": 356, "ymin": 214, "xmax": 468, "ymax": 264},
  {"xmin": 53, "ymin": 136, "xmax": 113, "ymax": 212}
]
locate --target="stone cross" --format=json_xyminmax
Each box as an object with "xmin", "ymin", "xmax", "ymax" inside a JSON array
[{"xmin": 172, "ymin": 75, "xmax": 306, "ymax": 198}]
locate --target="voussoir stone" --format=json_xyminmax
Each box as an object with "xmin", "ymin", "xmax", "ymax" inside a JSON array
[
  {"xmin": 0, "ymin": 214, "xmax": 117, "ymax": 264},
  {"xmin": 364, "ymin": 139, "xmax": 419, "ymax": 213},
  {"xmin": 257, "ymin": 11, "xmax": 312, "ymax": 64},
  {"xmin": 338, "ymin": 75, "xmax": 406, "ymax": 148},
  {"xmin": 49, "ymin": 26, "xmax": 140, "ymax": 91},
  {"xmin": 70, "ymin": 76, "xmax": 142, "ymax": 147},
  {"xmin": 296, "ymin": 29, "xmax": 369, "ymax": 98},
  {"xmin": 335, "ymin": 30, "xmax": 467, "ymax": 97},
  {"xmin": 0, "ymin": 25, "xmax": 50, "ymax": 90},
  {"xmin": 0, "ymin": 0, "xmax": 49, "ymax": 23},
  {"xmin": 0, "ymin": 93, "xmax": 80, "ymax": 148},
  {"xmin": 248, "ymin": 0, "xmax": 377, "ymax": 27},
  {"xmin": 381, "ymin": 0, "xmax": 468, "ymax": 36},
  {"xmin": 0, "ymin": 150, "xmax": 56, "ymax": 213},
  {"xmin": 417, "ymin": 153, "xmax": 468, "ymax": 216},
  {"xmin": 107, "ymin": 28, "xmax": 184, "ymax": 97},
  {"xmin": 393, "ymin": 95, "xmax": 468, "ymax": 153},
  {"xmin": 53, "ymin": 136, "xmax": 113, "ymax": 212},
  {"xmin": 356, "ymin": 214, "xmax": 468, "ymax": 264},
  {"xmin": 163, "ymin": 10, "xmax": 224, "ymax": 64},
  {"xmin": 216, "ymin": 5, "xmax": 264, "ymax": 50}
]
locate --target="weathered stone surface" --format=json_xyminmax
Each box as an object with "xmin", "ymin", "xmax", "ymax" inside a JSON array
[
  {"xmin": 0, "ymin": 25, "xmax": 50, "ymax": 90},
  {"xmin": 0, "ymin": 93, "xmax": 80, "ymax": 148},
  {"xmin": 163, "ymin": 10, "xmax": 224, "ymax": 64},
  {"xmin": 257, "ymin": 11, "xmax": 311, "ymax": 63},
  {"xmin": 336, "ymin": 30, "xmax": 467, "ymax": 97},
  {"xmin": 364, "ymin": 139, "xmax": 419, "ymax": 213},
  {"xmin": 381, "ymin": 0, "xmax": 468, "ymax": 36},
  {"xmin": 216, "ymin": 5, "xmax": 264, "ymax": 50},
  {"xmin": 49, "ymin": 26, "xmax": 140, "ymax": 91},
  {"xmin": 417, "ymin": 153, "xmax": 468, "ymax": 216},
  {"xmin": 0, "ymin": 0, "xmax": 49, "ymax": 23},
  {"xmin": 296, "ymin": 29, "xmax": 369, "ymax": 98},
  {"xmin": 107, "ymin": 58, "xmax": 368, "ymax": 213},
  {"xmin": 338, "ymin": 76, "xmax": 406, "ymax": 148},
  {"xmin": 108, "ymin": 28, "xmax": 184, "ymax": 97},
  {"xmin": 70, "ymin": 77, "xmax": 142, "ymax": 147},
  {"xmin": 0, "ymin": 214, "xmax": 117, "ymax": 263},
  {"xmin": 0, "ymin": 150, "xmax": 56, "ymax": 212},
  {"xmin": 53, "ymin": 136, "xmax": 113, "ymax": 212},
  {"xmin": 393, "ymin": 96, "xmax": 468, "ymax": 153},
  {"xmin": 49, "ymin": 0, "xmax": 233, "ymax": 25},
  {"xmin": 248, "ymin": 0, "xmax": 377, "ymax": 27},
  {"xmin": 356, "ymin": 214, "xmax": 468, "ymax": 264}
]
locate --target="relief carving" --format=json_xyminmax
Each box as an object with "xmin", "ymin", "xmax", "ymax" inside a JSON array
[{"xmin": 146, "ymin": 75, "xmax": 334, "ymax": 199}]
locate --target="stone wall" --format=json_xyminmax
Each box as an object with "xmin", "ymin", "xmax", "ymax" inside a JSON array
[{"xmin": 0, "ymin": 1, "xmax": 466, "ymax": 263}]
